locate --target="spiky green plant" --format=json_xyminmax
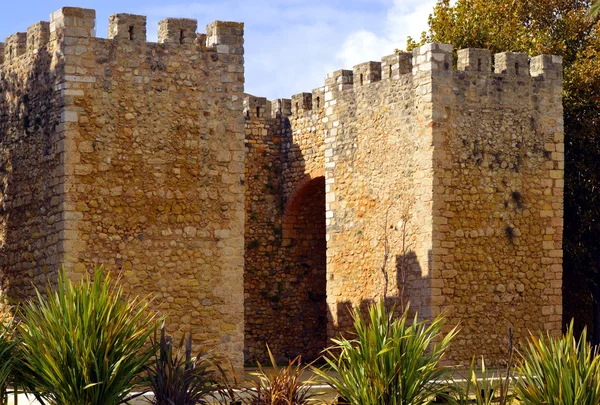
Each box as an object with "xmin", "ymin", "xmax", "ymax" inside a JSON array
[
  {"xmin": 0, "ymin": 314, "xmax": 19, "ymax": 405},
  {"xmin": 18, "ymin": 266, "xmax": 158, "ymax": 405},
  {"xmin": 314, "ymin": 300, "xmax": 457, "ymax": 405},
  {"xmin": 245, "ymin": 345, "xmax": 313, "ymax": 405},
  {"xmin": 448, "ymin": 357, "xmax": 514, "ymax": 405},
  {"xmin": 147, "ymin": 324, "xmax": 238, "ymax": 405},
  {"xmin": 515, "ymin": 320, "xmax": 600, "ymax": 405}
]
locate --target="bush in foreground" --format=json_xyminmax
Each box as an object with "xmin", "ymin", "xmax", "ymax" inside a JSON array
[
  {"xmin": 245, "ymin": 345, "xmax": 313, "ymax": 405},
  {"xmin": 515, "ymin": 321, "xmax": 600, "ymax": 405},
  {"xmin": 315, "ymin": 300, "xmax": 457, "ymax": 405},
  {"xmin": 0, "ymin": 314, "xmax": 19, "ymax": 405},
  {"xmin": 147, "ymin": 325, "xmax": 238, "ymax": 405},
  {"xmin": 18, "ymin": 267, "xmax": 158, "ymax": 405}
]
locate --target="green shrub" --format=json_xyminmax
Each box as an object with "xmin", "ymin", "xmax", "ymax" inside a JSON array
[
  {"xmin": 18, "ymin": 266, "xmax": 158, "ymax": 405},
  {"xmin": 0, "ymin": 314, "xmax": 19, "ymax": 405},
  {"xmin": 314, "ymin": 300, "xmax": 457, "ymax": 405},
  {"xmin": 515, "ymin": 321, "xmax": 600, "ymax": 405},
  {"xmin": 448, "ymin": 357, "xmax": 513, "ymax": 405},
  {"xmin": 146, "ymin": 325, "xmax": 238, "ymax": 405},
  {"xmin": 245, "ymin": 345, "xmax": 313, "ymax": 405}
]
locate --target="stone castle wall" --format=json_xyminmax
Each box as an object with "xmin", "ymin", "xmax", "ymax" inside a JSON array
[
  {"xmin": 0, "ymin": 21, "xmax": 63, "ymax": 301},
  {"xmin": 1, "ymin": 6, "xmax": 565, "ymax": 369},
  {"xmin": 0, "ymin": 7, "xmax": 246, "ymax": 370},
  {"xmin": 243, "ymin": 97, "xmax": 328, "ymax": 363},
  {"xmin": 428, "ymin": 47, "xmax": 564, "ymax": 361},
  {"xmin": 244, "ymin": 45, "xmax": 563, "ymax": 364}
]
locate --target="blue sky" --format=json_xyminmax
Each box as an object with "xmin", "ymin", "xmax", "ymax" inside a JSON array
[{"xmin": 1, "ymin": 0, "xmax": 435, "ymax": 99}]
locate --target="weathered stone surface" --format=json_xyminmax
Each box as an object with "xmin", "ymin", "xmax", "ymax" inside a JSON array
[
  {"xmin": 1, "ymin": 7, "xmax": 564, "ymax": 370},
  {"xmin": 244, "ymin": 43, "xmax": 563, "ymax": 365},
  {"xmin": 1, "ymin": 7, "xmax": 245, "ymax": 371}
]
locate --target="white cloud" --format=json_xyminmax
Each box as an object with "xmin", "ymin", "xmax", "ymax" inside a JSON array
[
  {"xmin": 136, "ymin": 0, "xmax": 434, "ymax": 100},
  {"xmin": 335, "ymin": 0, "xmax": 435, "ymax": 69}
]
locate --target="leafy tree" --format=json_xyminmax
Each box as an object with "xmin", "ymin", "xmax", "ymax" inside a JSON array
[
  {"xmin": 592, "ymin": 0, "xmax": 600, "ymax": 17},
  {"xmin": 422, "ymin": 0, "xmax": 600, "ymax": 343}
]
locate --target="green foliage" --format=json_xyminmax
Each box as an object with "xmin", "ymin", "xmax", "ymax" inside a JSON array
[
  {"xmin": 0, "ymin": 315, "xmax": 19, "ymax": 405},
  {"xmin": 448, "ymin": 357, "xmax": 513, "ymax": 405},
  {"xmin": 590, "ymin": 0, "xmax": 600, "ymax": 18},
  {"xmin": 18, "ymin": 267, "xmax": 158, "ymax": 405},
  {"xmin": 515, "ymin": 321, "xmax": 600, "ymax": 405},
  {"xmin": 245, "ymin": 345, "xmax": 313, "ymax": 405},
  {"xmin": 146, "ymin": 325, "xmax": 238, "ymax": 405},
  {"xmin": 314, "ymin": 300, "xmax": 457, "ymax": 405}
]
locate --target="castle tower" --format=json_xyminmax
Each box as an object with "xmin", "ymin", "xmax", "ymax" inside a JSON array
[{"xmin": 0, "ymin": 8, "xmax": 246, "ymax": 370}]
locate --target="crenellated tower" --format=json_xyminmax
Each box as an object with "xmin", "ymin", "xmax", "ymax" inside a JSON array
[{"xmin": 0, "ymin": 7, "xmax": 246, "ymax": 371}]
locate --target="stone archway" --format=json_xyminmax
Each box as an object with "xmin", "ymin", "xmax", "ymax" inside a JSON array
[{"xmin": 279, "ymin": 174, "xmax": 327, "ymax": 361}]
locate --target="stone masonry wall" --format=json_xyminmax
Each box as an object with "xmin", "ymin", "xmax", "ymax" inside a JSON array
[
  {"xmin": 322, "ymin": 58, "xmax": 436, "ymax": 335},
  {"xmin": 245, "ymin": 44, "xmax": 563, "ymax": 366},
  {"xmin": 430, "ymin": 48, "xmax": 564, "ymax": 362},
  {"xmin": 244, "ymin": 96, "xmax": 328, "ymax": 364},
  {"xmin": 0, "ymin": 20, "xmax": 63, "ymax": 302},
  {"xmin": 0, "ymin": 7, "xmax": 246, "ymax": 370},
  {"xmin": 1, "ymin": 6, "xmax": 564, "ymax": 369}
]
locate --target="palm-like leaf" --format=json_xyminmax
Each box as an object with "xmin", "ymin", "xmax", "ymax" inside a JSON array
[
  {"xmin": 0, "ymin": 314, "xmax": 19, "ymax": 405},
  {"xmin": 314, "ymin": 300, "xmax": 457, "ymax": 405},
  {"xmin": 18, "ymin": 266, "xmax": 158, "ymax": 405},
  {"xmin": 448, "ymin": 357, "xmax": 514, "ymax": 405}
]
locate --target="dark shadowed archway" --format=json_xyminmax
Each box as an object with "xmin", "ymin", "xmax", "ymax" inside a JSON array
[{"xmin": 278, "ymin": 174, "xmax": 327, "ymax": 361}]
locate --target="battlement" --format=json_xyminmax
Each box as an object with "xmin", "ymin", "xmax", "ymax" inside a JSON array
[
  {"xmin": 247, "ymin": 43, "xmax": 562, "ymax": 121},
  {"xmin": 271, "ymin": 98, "xmax": 292, "ymax": 117},
  {"xmin": 27, "ymin": 22, "xmax": 50, "ymax": 54},
  {"xmin": 158, "ymin": 18, "xmax": 197, "ymax": 44},
  {"xmin": 1, "ymin": 7, "xmax": 243, "ymax": 66},
  {"xmin": 244, "ymin": 95, "xmax": 271, "ymax": 118},
  {"xmin": 108, "ymin": 14, "xmax": 147, "ymax": 42},
  {"xmin": 4, "ymin": 32, "xmax": 26, "ymax": 63}
]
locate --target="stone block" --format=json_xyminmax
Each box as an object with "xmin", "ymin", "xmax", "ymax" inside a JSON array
[
  {"xmin": 158, "ymin": 18, "xmax": 197, "ymax": 44},
  {"xmin": 494, "ymin": 52, "xmax": 529, "ymax": 76},
  {"xmin": 457, "ymin": 48, "xmax": 491, "ymax": 73},
  {"xmin": 50, "ymin": 7, "xmax": 96, "ymax": 38},
  {"xmin": 353, "ymin": 61, "xmax": 382, "ymax": 87},
  {"xmin": 108, "ymin": 13, "xmax": 147, "ymax": 42}
]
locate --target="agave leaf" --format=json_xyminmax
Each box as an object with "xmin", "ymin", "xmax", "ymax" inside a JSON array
[
  {"xmin": 245, "ymin": 345, "xmax": 314, "ymax": 405},
  {"xmin": 146, "ymin": 324, "xmax": 237, "ymax": 405}
]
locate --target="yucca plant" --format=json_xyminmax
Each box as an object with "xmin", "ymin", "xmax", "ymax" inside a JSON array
[
  {"xmin": 245, "ymin": 345, "xmax": 313, "ymax": 405},
  {"xmin": 18, "ymin": 266, "xmax": 158, "ymax": 405},
  {"xmin": 515, "ymin": 320, "xmax": 600, "ymax": 405},
  {"xmin": 147, "ymin": 324, "xmax": 238, "ymax": 405},
  {"xmin": 314, "ymin": 300, "xmax": 457, "ymax": 405}
]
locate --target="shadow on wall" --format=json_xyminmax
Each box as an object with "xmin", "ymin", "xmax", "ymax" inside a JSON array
[
  {"xmin": 0, "ymin": 44, "xmax": 62, "ymax": 306},
  {"xmin": 243, "ymin": 110, "xmax": 328, "ymax": 365},
  {"xmin": 563, "ymin": 265, "xmax": 593, "ymax": 339},
  {"xmin": 334, "ymin": 250, "xmax": 432, "ymax": 336}
]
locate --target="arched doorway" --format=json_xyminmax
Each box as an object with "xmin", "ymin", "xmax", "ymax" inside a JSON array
[{"xmin": 279, "ymin": 175, "xmax": 327, "ymax": 361}]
